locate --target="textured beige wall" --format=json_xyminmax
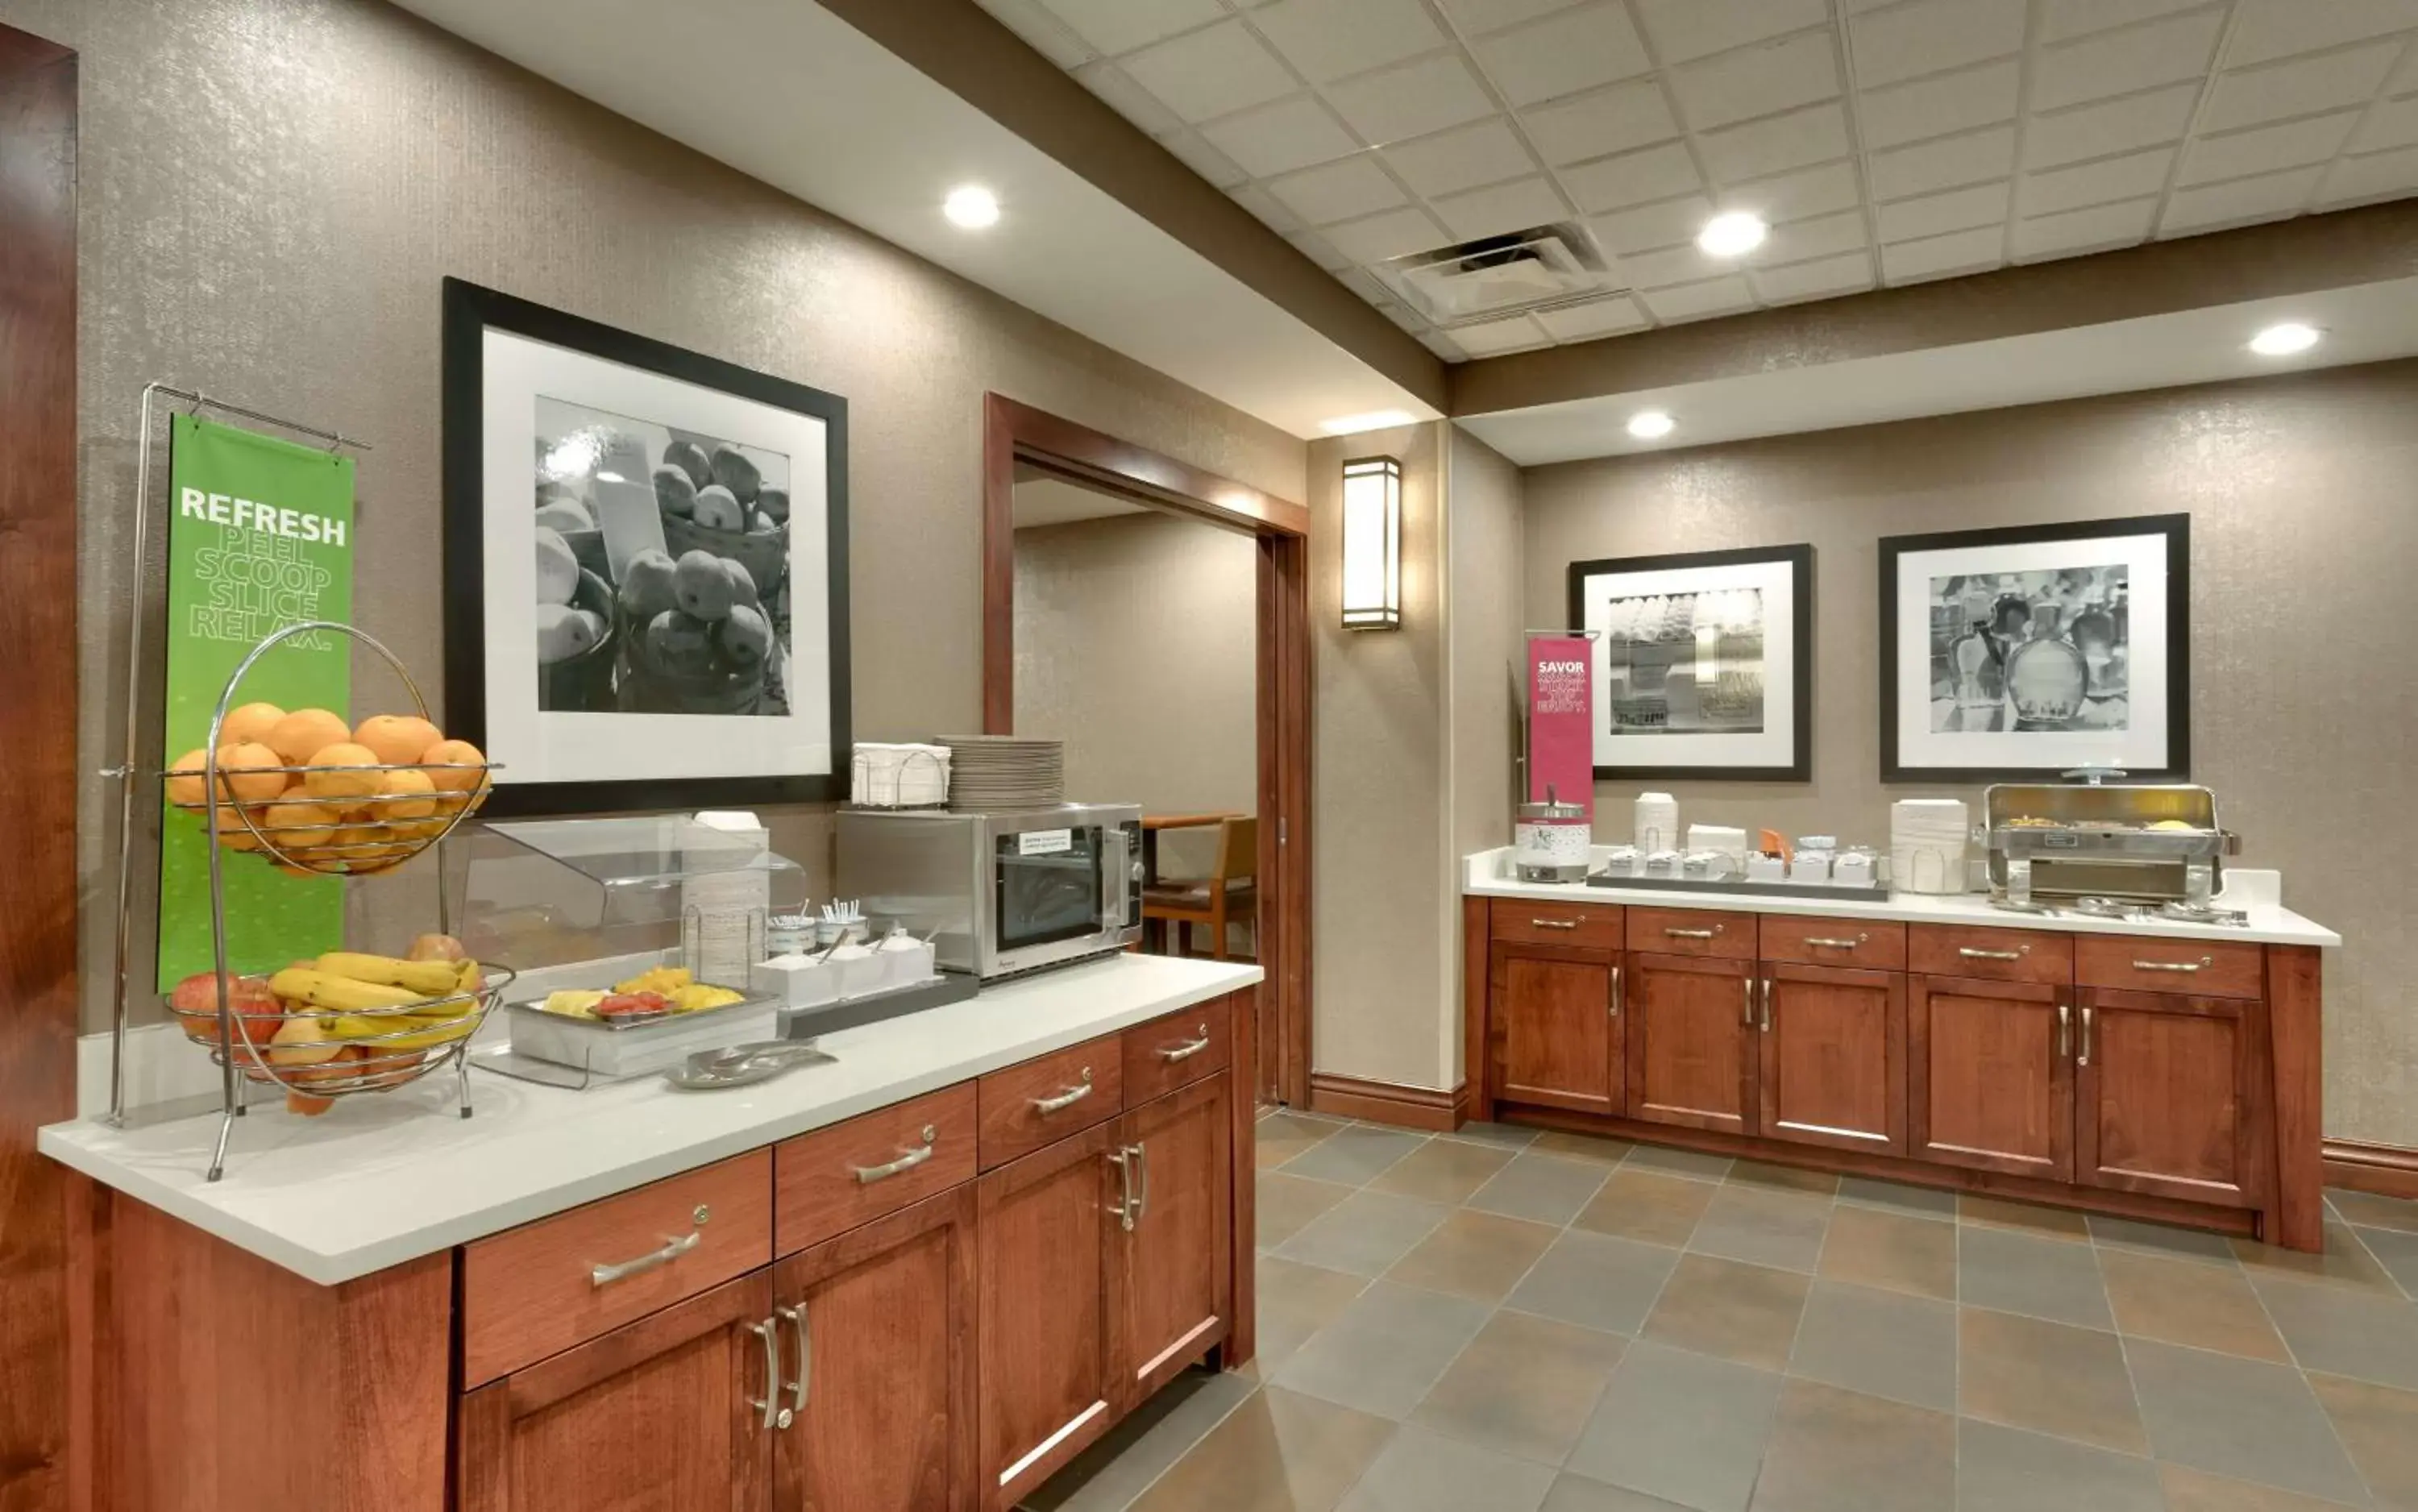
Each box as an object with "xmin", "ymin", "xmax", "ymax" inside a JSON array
[
  {"xmin": 1444, "ymin": 428, "xmax": 1525, "ymax": 1085},
  {"xmin": 1012, "ymin": 509, "xmax": 1257, "ymax": 880},
  {"xmin": 23, "ymin": 0, "xmax": 1306, "ymax": 1032},
  {"xmin": 1523, "ymin": 359, "xmax": 2418, "ymax": 1147}
]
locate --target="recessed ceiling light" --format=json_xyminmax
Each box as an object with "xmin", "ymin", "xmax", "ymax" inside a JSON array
[
  {"xmin": 1695, "ymin": 211, "xmax": 1767, "ymax": 258},
  {"xmin": 1319, "ymin": 409, "xmax": 1415, "ymax": 435},
  {"xmin": 1627, "ymin": 410, "xmax": 1675, "ymax": 440},
  {"xmin": 943, "ymin": 185, "xmax": 1000, "ymax": 229},
  {"xmin": 2248, "ymin": 322, "xmax": 2320, "ymax": 356}
]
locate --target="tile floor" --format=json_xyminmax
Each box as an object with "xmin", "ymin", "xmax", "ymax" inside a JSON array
[{"xmin": 1022, "ymin": 1110, "xmax": 2418, "ymax": 1512}]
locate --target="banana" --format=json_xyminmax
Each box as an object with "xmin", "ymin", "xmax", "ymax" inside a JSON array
[
  {"xmin": 315, "ymin": 951, "xmax": 467, "ymax": 996},
  {"xmin": 268, "ymin": 967, "xmax": 423, "ymax": 1014},
  {"xmin": 326, "ymin": 1011, "xmax": 475, "ymax": 1049}
]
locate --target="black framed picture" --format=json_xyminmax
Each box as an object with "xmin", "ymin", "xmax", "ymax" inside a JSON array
[
  {"xmin": 442, "ymin": 278, "xmax": 851, "ymax": 816},
  {"xmin": 1880, "ymin": 513, "xmax": 2188, "ymax": 783},
  {"xmin": 1566, "ymin": 543, "xmax": 1814, "ymax": 781}
]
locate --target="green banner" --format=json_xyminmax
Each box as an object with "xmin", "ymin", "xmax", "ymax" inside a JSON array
[{"xmin": 155, "ymin": 414, "xmax": 356, "ymax": 991}]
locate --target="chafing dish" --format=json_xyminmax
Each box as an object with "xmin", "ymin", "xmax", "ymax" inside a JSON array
[{"xmin": 1984, "ymin": 771, "xmax": 2239, "ymax": 908}]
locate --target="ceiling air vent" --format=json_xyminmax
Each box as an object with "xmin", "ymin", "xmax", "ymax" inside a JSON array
[{"xmin": 1376, "ymin": 222, "xmax": 1618, "ymax": 327}]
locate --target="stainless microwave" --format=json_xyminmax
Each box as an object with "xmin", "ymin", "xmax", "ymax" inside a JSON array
[{"xmin": 835, "ymin": 804, "xmax": 1143, "ymax": 980}]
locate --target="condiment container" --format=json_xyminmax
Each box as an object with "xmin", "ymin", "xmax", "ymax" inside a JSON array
[
  {"xmin": 825, "ymin": 941, "xmax": 883, "ymax": 997},
  {"xmin": 1745, "ymin": 854, "xmax": 1788, "ymax": 883},
  {"xmin": 1598, "ymin": 845, "xmax": 1643, "ymax": 878},
  {"xmin": 767, "ymin": 912, "xmax": 816, "ymax": 957},
  {"xmin": 1832, "ymin": 848, "xmax": 1878, "ymax": 887},
  {"xmin": 1644, "ymin": 849, "xmax": 1684, "ymax": 879},
  {"xmin": 873, "ymin": 930, "xmax": 935, "ymax": 986},
  {"xmin": 1790, "ymin": 849, "xmax": 1833, "ymax": 883},
  {"xmin": 1683, "ymin": 850, "xmax": 1735, "ymax": 882},
  {"xmin": 751, "ymin": 952, "xmax": 837, "ymax": 1007},
  {"xmin": 1514, "ymin": 784, "xmax": 1592, "ymax": 883}
]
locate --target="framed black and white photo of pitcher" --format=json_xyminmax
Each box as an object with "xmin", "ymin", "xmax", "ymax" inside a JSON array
[
  {"xmin": 1568, "ymin": 543, "xmax": 1814, "ymax": 781},
  {"xmin": 1880, "ymin": 513, "xmax": 2188, "ymax": 783},
  {"xmin": 442, "ymin": 278, "xmax": 851, "ymax": 816}
]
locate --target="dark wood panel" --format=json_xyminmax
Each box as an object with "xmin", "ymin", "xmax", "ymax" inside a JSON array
[
  {"xmin": 2075, "ymin": 935, "xmax": 2264, "ymax": 1000},
  {"xmin": 1226, "ymin": 983, "xmax": 1257, "ymax": 1369},
  {"xmin": 987, "ymin": 394, "xmax": 1310, "ymax": 538},
  {"xmin": 1108, "ymin": 1076, "xmax": 1232, "ymax": 1412},
  {"xmin": 2325, "ymin": 1140, "xmax": 2418, "ymax": 1203},
  {"xmin": 1492, "ymin": 899, "xmax": 1624, "ymax": 949},
  {"xmin": 0, "ymin": 34, "xmax": 77, "ymax": 1512},
  {"xmin": 1464, "ymin": 896, "xmax": 1492, "ymax": 1125},
  {"xmin": 975, "ymin": 1033, "xmax": 1124, "ymax": 1170},
  {"xmin": 1627, "ymin": 907, "xmax": 1755, "ymax": 962},
  {"xmin": 1490, "ymin": 942, "xmax": 1618, "ymax": 1115},
  {"xmin": 978, "ymin": 1124, "xmax": 1116, "ymax": 1510},
  {"xmin": 2268, "ymin": 945, "xmax": 2325, "ymax": 1252},
  {"xmin": 1909, "ymin": 976, "xmax": 2072, "ymax": 1182},
  {"xmin": 1123, "ymin": 996, "xmax": 1233, "ymax": 1105},
  {"xmin": 1307, "ymin": 1074, "xmax": 1467, "ymax": 1131},
  {"xmin": 2076, "ymin": 990, "xmax": 2259, "ymax": 1209},
  {"xmin": 1908, "ymin": 924, "xmax": 2072, "ymax": 986},
  {"xmin": 1758, "ymin": 963, "xmax": 1905, "ymax": 1156},
  {"xmin": 1758, "ymin": 916, "xmax": 1907, "ymax": 971},
  {"xmin": 1625, "ymin": 953, "xmax": 1756, "ymax": 1135},
  {"xmin": 774, "ymin": 1084, "xmax": 976, "ymax": 1257}
]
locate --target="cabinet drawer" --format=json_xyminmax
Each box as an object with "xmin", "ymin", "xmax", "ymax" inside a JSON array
[
  {"xmin": 1909, "ymin": 924, "xmax": 2072, "ymax": 986},
  {"xmin": 1494, "ymin": 899, "xmax": 1622, "ymax": 949},
  {"xmin": 461, "ymin": 1149, "xmax": 773, "ymax": 1387},
  {"xmin": 1627, "ymin": 906, "xmax": 1755, "ymax": 961},
  {"xmin": 775, "ymin": 1082, "xmax": 978, "ymax": 1255},
  {"xmin": 2076, "ymin": 936, "xmax": 2264, "ymax": 1000},
  {"xmin": 978, "ymin": 1033, "xmax": 1124, "ymax": 1170},
  {"xmin": 1759, "ymin": 916, "xmax": 1907, "ymax": 970},
  {"xmin": 1124, "ymin": 995, "xmax": 1233, "ymax": 1105}
]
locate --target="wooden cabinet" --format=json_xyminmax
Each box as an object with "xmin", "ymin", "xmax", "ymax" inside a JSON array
[
  {"xmin": 1107, "ymin": 1074, "xmax": 1234, "ymax": 1412},
  {"xmin": 1910, "ymin": 976, "xmax": 2073, "ymax": 1182},
  {"xmin": 1489, "ymin": 941, "xmax": 1621, "ymax": 1115},
  {"xmin": 457, "ymin": 1270, "xmax": 776, "ymax": 1512},
  {"xmin": 1757, "ymin": 963, "xmax": 1905, "ymax": 1156},
  {"xmin": 2075, "ymin": 989, "xmax": 2264, "ymax": 1209},
  {"xmin": 773, "ymin": 1187, "xmax": 977, "ymax": 1512},
  {"xmin": 977, "ymin": 1123, "xmax": 1119, "ymax": 1510},
  {"xmin": 1626, "ymin": 952, "xmax": 1757, "ymax": 1136}
]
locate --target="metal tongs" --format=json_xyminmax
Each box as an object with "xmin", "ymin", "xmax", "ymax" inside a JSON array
[{"xmin": 662, "ymin": 1040, "xmax": 835, "ymax": 1091}]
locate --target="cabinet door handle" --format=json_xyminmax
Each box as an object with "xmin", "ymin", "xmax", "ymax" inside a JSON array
[
  {"xmin": 1759, "ymin": 978, "xmax": 1773, "ymax": 1032},
  {"xmin": 2129, "ymin": 957, "xmax": 2212, "ymax": 973},
  {"xmin": 1161, "ymin": 1027, "xmax": 1213, "ymax": 1061},
  {"xmin": 590, "ymin": 1227, "xmax": 701, "ymax": 1288},
  {"xmin": 1668, "ymin": 926, "xmax": 1721, "ymax": 940},
  {"xmin": 1742, "ymin": 978, "xmax": 1755, "ymax": 1026},
  {"xmin": 2079, "ymin": 1007, "xmax": 2093, "ymax": 1068},
  {"xmin": 1610, "ymin": 965, "xmax": 1622, "ymax": 1019},
  {"xmin": 1131, "ymin": 1140, "xmax": 1149, "ymax": 1224},
  {"xmin": 1110, "ymin": 1143, "xmax": 1148, "ymax": 1232},
  {"xmin": 1032, "ymin": 1069, "xmax": 1095, "ymax": 1114},
  {"xmin": 747, "ymin": 1319, "xmax": 783, "ymax": 1431},
  {"xmin": 776, "ymin": 1304, "xmax": 809, "ymax": 1418},
  {"xmin": 854, "ymin": 1125, "xmax": 937, "ymax": 1184},
  {"xmin": 1804, "ymin": 936, "xmax": 1864, "ymax": 950},
  {"xmin": 1530, "ymin": 918, "xmax": 1580, "ymax": 931},
  {"xmin": 1959, "ymin": 946, "xmax": 2024, "ymax": 962},
  {"xmin": 2057, "ymin": 1003, "xmax": 2071, "ymax": 1060}
]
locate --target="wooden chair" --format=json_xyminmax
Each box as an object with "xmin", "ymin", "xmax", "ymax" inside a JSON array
[{"xmin": 1142, "ymin": 816, "xmax": 1257, "ymax": 961}]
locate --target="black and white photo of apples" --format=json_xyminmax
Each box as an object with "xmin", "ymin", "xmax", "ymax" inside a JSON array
[{"xmin": 533, "ymin": 394, "xmax": 793, "ymax": 716}]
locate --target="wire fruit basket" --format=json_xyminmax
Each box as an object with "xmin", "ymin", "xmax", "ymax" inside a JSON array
[{"xmin": 168, "ymin": 957, "xmax": 518, "ymax": 1103}]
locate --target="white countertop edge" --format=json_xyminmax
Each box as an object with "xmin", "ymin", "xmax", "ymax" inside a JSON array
[
  {"xmin": 39, "ymin": 955, "xmax": 1261, "ymax": 1286},
  {"xmin": 1461, "ymin": 849, "xmax": 2340, "ymax": 948}
]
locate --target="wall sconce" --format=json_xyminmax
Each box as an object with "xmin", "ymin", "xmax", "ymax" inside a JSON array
[{"xmin": 1340, "ymin": 455, "xmax": 1401, "ymax": 630}]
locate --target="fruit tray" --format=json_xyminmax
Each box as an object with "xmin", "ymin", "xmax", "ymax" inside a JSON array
[{"xmin": 505, "ymin": 990, "xmax": 779, "ymax": 1078}]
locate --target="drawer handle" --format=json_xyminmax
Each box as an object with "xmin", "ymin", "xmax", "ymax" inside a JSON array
[
  {"xmin": 776, "ymin": 1303, "xmax": 810, "ymax": 1416},
  {"xmin": 1032, "ymin": 1070, "xmax": 1095, "ymax": 1115},
  {"xmin": 1742, "ymin": 978, "xmax": 1755, "ymax": 1026},
  {"xmin": 1759, "ymin": 978, "xmax": 1773, "ymax": 1032},
  {"xmin": 747, "ymin": 1318, "xmax": 783, "ymax": 1431},
  {"xmin": 1530, "ymin": 918, "xmax": 1580, "ymax": 930},
  {"xmin": 854, "ymin": 1125, "xmax": 937, "ymax": 1184},
  {"xmin": 1161, "ymin": 1027, "xmax": 1213, "ymax": 1061},
  {"xmin": 1804, "ymin": 935, "xmax": 1865, "ymax": 949},
  {"xmin": 2130, "ymin": 956, "xmax": 2212, "ymax": 973},
  {"xmin": 2058, "ymin": 1003, "xmax": 2071, "ymax": 1059},
  {"xmin": 1667, "ymin": 926, "xmax": 1721, "ymax": 940},
  {"xmin": 2079, "ymin": 1006, "xmax": 2094, "ymax": 1068},
  {"xmin": 1959, "ymin": 946, "xmax": 2025, "ymax": 962},
  {"xmin": 591, "ymin": 1227, "xmax": 702, "ymax": 1288},
  {"xmin": 1610, "ymin": 964, "xmax": 1622, "ymax": 1019}
]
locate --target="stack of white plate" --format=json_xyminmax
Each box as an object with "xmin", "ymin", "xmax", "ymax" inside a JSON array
[
  {"xmin": 852, "ymin": 742, "xmax": 950, "ymax": 808},
  {"xmin": 1892, "ymin": 799, "xmax": 1970, "ymax": 894},
  {"xmin": 937, "ymin": 736, "xmax": 1066, "ymax": 808}
]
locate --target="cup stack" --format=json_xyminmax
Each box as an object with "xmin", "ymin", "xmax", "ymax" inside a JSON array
[
  {"xmin": 1891, "ymin": 800, "xmax": 1970, "ymax": 895},
  {"xmin": 1634, "ymin": 791, "xmax": 1680, "ymax": 852}
]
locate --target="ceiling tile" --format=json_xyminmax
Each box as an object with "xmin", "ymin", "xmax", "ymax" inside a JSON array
[
  {"xmin": 1375, "ymin": 298, "xmax": 1428, "ymax": 334},
  {"xmin": 1036, "ymin": 0, "xmax": 1225, "ymax": 56},
  {"xmin": 1267, "ymin": 152, "xmax": 1410, "ymax": 224},
  {"xmin": 2030, "ymin": 9, "xmax": 2225, "ymax": 111},
  {"xmin": 1383, "ymin": 118, "xmax": 1538, "ymax": 197},
  {"xmin": 1323, "ymin": 204, "xmax": 1452, "ymax": 260},
  {"xmin": 1726, "ymin": 160, "xmax": 1863, "ymax": 222},
  {"xmin": 1157, "ymin": 129, "xmax": 1250, "ymax": 189},
  {"xmin": 1618, "ymin": 241, "xmax": 1732, "ymax": 289},
  {"xmin": 2012, "ymin": 197, "xmax": 2159, "ymax": 260},
  {"xmin": 1560, "ymin": 140, "xmax": 1705, "ymax": 212},
  {"xmin": 2319, "ymin": 143, "xmax": 2418, "ymax": 206},
  {"xmin": 1749, "ymin": 249, "xmax": 1876, "ymax": 304},
  {"xmin": 1435, "ymin": 175, "xmax": 1572, "ymax": 238},
  {"xmin": 1868, "ymin": 126, "xmax": 2017, "ymax": 201},
  {"xmin": 1074, "ymin": 61, "xmax": 1186, "ymax": 138},
  {"xmin": 1474, "ymin": 3, "xmax": 1652, "ymax": 106},
  {"xmin": 1534, "ymin": 295, "xmax": 1651, "ymax": 339},
  {"xmin": 2199, "ymin": 43, "xmax": 2403, "ymax": 132},
  {"xmin": 2021, "ymin": 83, "xmax": 2199, "ymax": 169},
  {"xmin": 1696, "ymin": 102, "xmax": 1852, "ymax": 183},
  {"xmin": 1632, "ymin": 0, "xmax": 1830, "ymax": 67},
  {"xmin": 1434, "ymin": 0, "xmax": 1586, "ymax": 37},
  {"xmin": 1585, "ymin": 192, "xmax": 1716, "ymax": 253},
  {"xmin": 1668, "ymin": 30, "xmax": 1841, "ymax": 131},
  {"xmin": 1250, "ymin": 0, "xmax": 1446, "ymax": 84},
  {"xmin": 1635, "ymin": 274, "xmax": 1755, "ymax": 322},
  {"xmin": 1199, "ymin": 95, "xmax": 1361, "ymax": 177},
  {"xmin": 1120, "ymin": 20, "xmax": 1298, "ymax": 122},
  {"xmin": 1335, "ymin": 266, "xmax": 1394, "ymax": 305},
  {"xmin": 2352, "ymin": 93, "xmax": 2418, "ymax": 153},
  {"xmin": 1449, "ymin": 314, "xmax": 1553, "ymax": 353},
  {"xmin": 1878, "ymin": 224, "xmax": 2003, "ymax": 282},
  {"xmin": 2036, "ymin": 0, "xmax": 2213, "ymax": 44},
  {"xmin": 1761, "ymin": 209, "xmax": 1869, "ymax": 263},
  {"xmin": 1418, "ymin": 327, "xmax": 1469, "ymax": 359},
  {"xmin": 1876, "ymin": 179, "xmax": 2010, "ymax": 241},
  {"xmin": 1325, "ymin": 51, "xmax": 1499, "ymax": 143},
  {"xmin": 976, "ymin": 0, "xmax": 1097, "ymax": 66},
  {"xmin": 2179, "ymin": 111, "xmax": 2362, "ymax": 186},
  {"xmin": 2158, "ymin": 164, "xmax": 2325, "ymax": 233},
  {"xmin": 2226, "ymin": 0, "xmax": 2418, "ymax": 69},
  {"xmin": 2021, "ymin": 146, "xmax": 2174, "ymax": 216},
  {"xmin": 1857, "ymin": 59, "xmax": 2021, "ymax": 151},
  {"xmin": 1228, "ymin": 183, "xmax": 1306, "ymax": 234},
  {"xmin": 1286, "ymin": 227, "xmax": 1352, "ymax": 269},
  {"xmin": 1523, "ymin": 80, "xmax": 1681, "ymax": 166},
  {"xmin": 1849, "ymin": 0, "xmax": 2029, "ymax": 89}
]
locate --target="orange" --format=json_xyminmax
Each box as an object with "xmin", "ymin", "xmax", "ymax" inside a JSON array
[
  {"xmin": 266, "ymin": 708, "xmax": 351, "ymax": 765},
  {"xmin": 219, "ymin": 701, "xmax": 287, "ymax": 748},
  {"xmin": 420, "ymin": 738, "xmax": 487, "ymax": 792},
  {"xmin": 353, "ymin": 713, "xmax": 442, "ymax": 767},
  {"xmin": 257, "ymin": 799, "xmax": 342, "ymax": 855},
  {"xmin": 214, "ymin": 741, "xmax": 289, "ymax": 803},
  {"xmin": 301, "ymin": 742, "xmax": 383, "ymax": 803},
  {"xmin": 165, "ymin": 748, "xmax": 213, "ymax": 808},
  {"xmin": 372, "ymin": 766, "xmax": 438, "ymax": 820}
]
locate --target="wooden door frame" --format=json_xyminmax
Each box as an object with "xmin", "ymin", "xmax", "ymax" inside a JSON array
[
  {"xmin": 1, "ymin": 26, "xmax": 78, "ymax": 1512},
  {"xmin": 982, "ymin": 394, "xmax": 1311, "ymax": 1110}
]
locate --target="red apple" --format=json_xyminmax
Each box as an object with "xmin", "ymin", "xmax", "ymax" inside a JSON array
[{"xmin": 168, "ymin": 971, "xmax": 282, "ymax": 1049}]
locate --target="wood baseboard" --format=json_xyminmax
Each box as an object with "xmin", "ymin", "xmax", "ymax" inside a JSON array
[
  {"xmin": 1307, "ymin": 1073, "xmax": 1468, "ymax": 1132},
  {"xmin": 2323, "ymin": 1139, "xmax": 2418, "ymax": 1201}
]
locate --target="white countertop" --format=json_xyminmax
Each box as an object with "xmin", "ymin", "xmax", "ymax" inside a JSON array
[
  {"xmin": 39, "ymin": 953, "xmax": 1261, "ymax": 1286},
  {"xmin": 1464, "ymin": 850, "xmax": 2340, "ymax": 948}
]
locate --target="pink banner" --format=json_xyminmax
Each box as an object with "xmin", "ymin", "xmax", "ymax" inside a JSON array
[{"xmin": 1527, "ymin": 635, "xmax": 1594, "ymax": 819}]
